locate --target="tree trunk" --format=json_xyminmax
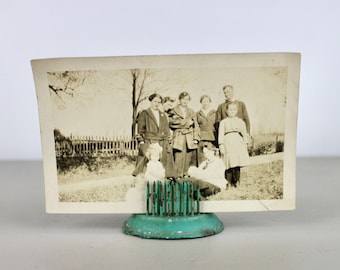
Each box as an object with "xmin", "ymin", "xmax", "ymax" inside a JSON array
[
  {"xmin": 131, "ymin": 70, "xmax": 138, "ymax": 138},
  {"xmin": 131, "ymin": 106, "xmax": 137, "ymax": 138}
]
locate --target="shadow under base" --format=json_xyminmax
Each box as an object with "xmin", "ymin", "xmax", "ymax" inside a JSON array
[{"xmin": 123, "ymin": 213, "xmax": 224, "ymax": 239}]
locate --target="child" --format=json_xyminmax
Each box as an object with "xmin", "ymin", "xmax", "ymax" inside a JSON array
[
  {"xmin": 188, "ymin": 143, "xmax": 226, "ymax": 197},
  {"xmin": 218, "ymin": 102, "xmax": 249, "ymax": 187},
  {"xmin": 144, "ymin": 143, "xmax": 166, "ymax": 182},
  {"xmin": 125, "ymin": 143, "xmax": 165, "ymax": 202}
]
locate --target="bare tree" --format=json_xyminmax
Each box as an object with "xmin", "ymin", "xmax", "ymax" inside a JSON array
[
  {"xmin": 129, "ymin": 69, "xmax": 164, "ymax": 137},
  {"xmin": 47, "ymin": 68, "xmax": 166, "ymax": 138},
  {"xmin": 47, "ymin": 71, "xmax": 94, "ymax": 103}
]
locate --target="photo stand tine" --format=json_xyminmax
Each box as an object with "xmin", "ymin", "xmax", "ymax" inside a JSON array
[{"xmin": 123, "ymin": 180, "xmax": 224, "ymax": 239}]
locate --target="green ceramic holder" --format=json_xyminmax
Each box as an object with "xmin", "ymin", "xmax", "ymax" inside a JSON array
[{"xmin": 123, "ymin": 181, "xmax": 224, "ymax": 239}]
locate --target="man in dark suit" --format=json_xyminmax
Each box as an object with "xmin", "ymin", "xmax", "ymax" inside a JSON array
[{"xmin": 215, "ymin": 85, "xmax": 250, "ymax": 134}]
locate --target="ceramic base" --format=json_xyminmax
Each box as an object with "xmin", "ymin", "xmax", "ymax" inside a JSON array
[{"xmin": 123, "ymin": 213, "xmax": 224, "ymax": 239}]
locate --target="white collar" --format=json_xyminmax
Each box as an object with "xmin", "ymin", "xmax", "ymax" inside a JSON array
[
  {"xmin": 201, "ymin": 108, "xmax": 211, "ymax": 116},
  {"xmin": 150, "ymin": 107, "xmax": 159, "ymax": 115}
]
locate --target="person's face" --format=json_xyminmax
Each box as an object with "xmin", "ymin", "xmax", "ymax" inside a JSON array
[
  {"xmin": 163, "ymin": 101, "xmax": 174, "ymax": 111},
  {"xmin": 201, "ymin": 97, "xmax": 211, "ymax": 109},
  {"xmin": 150, "ymin": 96, "xmax": 162, "ymax": 110},
  {"xmin": 223, "ymin": 87, "xmax": 234, "ymax": 100},
  {"xmin": 227, "ymin": 104, "xmax": 238, "ymax": 117},
  {"xmin": 179, "ymin": 95, "xmax": 190, "ymax": 107}
]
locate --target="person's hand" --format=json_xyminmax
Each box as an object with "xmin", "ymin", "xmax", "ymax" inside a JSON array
[
  {"xmin": 193, "ymin": 140, "xmax": 198, "ymax": 144},
  {"xmin": 198, "ymin": 160, "xmax": 207, "ymax": 169},
  {"xmin": 188, "ymin": 119, "xmax": 194, "ymax": 126},
  {"xmin": 219, "ymin": 144, "xmax": 225, "ymax": 155},
  {"xmin": 244, "ymin": 134, "xmax": 251, "ymax": 145}
]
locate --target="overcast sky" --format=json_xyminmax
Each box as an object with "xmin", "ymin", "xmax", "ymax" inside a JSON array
[{"xmin": 50, "ymin": 66, "xmax": 287, "ymax": 138}]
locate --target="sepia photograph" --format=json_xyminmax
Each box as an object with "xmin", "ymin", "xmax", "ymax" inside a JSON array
[{"xmin": 32, "ymin": 53, "xmax": 300, "ymax": 213}]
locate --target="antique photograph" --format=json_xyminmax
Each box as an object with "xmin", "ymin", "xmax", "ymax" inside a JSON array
[{"xmin": 32, "ymin": 53, "xmax": 300, "ymax": 213}]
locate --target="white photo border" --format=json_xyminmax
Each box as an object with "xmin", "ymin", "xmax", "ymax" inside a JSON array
[{"xmin": 32, "ymin": 53, "xmax": 300, "ymax": 213}]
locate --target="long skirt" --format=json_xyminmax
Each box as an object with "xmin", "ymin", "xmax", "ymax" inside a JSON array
[
  {"xmin": 221, "ymin": 133, "xmax": 249, "ymax": 170},
  {"xmin": 173, "ymin": 146, "xmax": 197, "ymax": 178}
]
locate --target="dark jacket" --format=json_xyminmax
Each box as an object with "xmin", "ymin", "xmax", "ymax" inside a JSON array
[
  {"xmin": 196, "ymin": 109, "xmax": 216, "ymax": 142},
  {"xmin": 215, "ymin": 100, "xmax": 250, "ymax": 133},
  {"xmin": 136, "ymin": 108, "xmax": 171, "ymax": 143},
  {"xmin": 169, "ymin": 105, "xmax": 200, "ymax": 151},
  {"xmin": 133, "ymin": 108, "xmax": 175, "ymax": 177}
]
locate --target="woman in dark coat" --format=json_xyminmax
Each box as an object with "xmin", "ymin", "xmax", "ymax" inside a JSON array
[
  {"xmin": 132, "ymin": 94, "xmax": 175, "ymax": 178},
  {"xmin": 196, "ymin": 95, "xmax": 217, "ymax": 165},
  {"xmin": 169, "ymin": 91, "xmax": 200, "ymax": 178}
]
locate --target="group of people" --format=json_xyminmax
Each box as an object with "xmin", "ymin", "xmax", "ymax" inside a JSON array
[{"xmin": 131, "ymin": 84, "xmax": 250, "ymax": 197}]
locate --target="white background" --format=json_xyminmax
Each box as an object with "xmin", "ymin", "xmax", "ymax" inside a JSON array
[{"xmin": 1, "ymin": 0, "xmax": 340, "ymax": 160}]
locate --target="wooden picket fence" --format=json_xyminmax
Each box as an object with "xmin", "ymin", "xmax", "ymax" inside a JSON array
[
  {"xmin": 55, "ymin": 133, "xmax": 284, "ymax": 158},
  {"xmin": 55, "ymin": 135, "xmax": 138, "ymax": 157}
]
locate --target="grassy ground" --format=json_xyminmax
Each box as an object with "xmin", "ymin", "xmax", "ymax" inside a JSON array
[
  {"xmin": 57, "ymin": 156, "xmax": 135, "ymax": 185},
  {"xmin": 58, "ymin": 154, "xmax": 283, "ymax": 202},
  {"xmin": 208, "ymin": 159, "xmax": 283, "ymax": 201},
  {"xmin": 58, "ymin": 156, "xmax": 136, "ymax": 202},
  {"xmin": 59, "ymin": 178, "xmax": 134, "ymax": 202}
]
